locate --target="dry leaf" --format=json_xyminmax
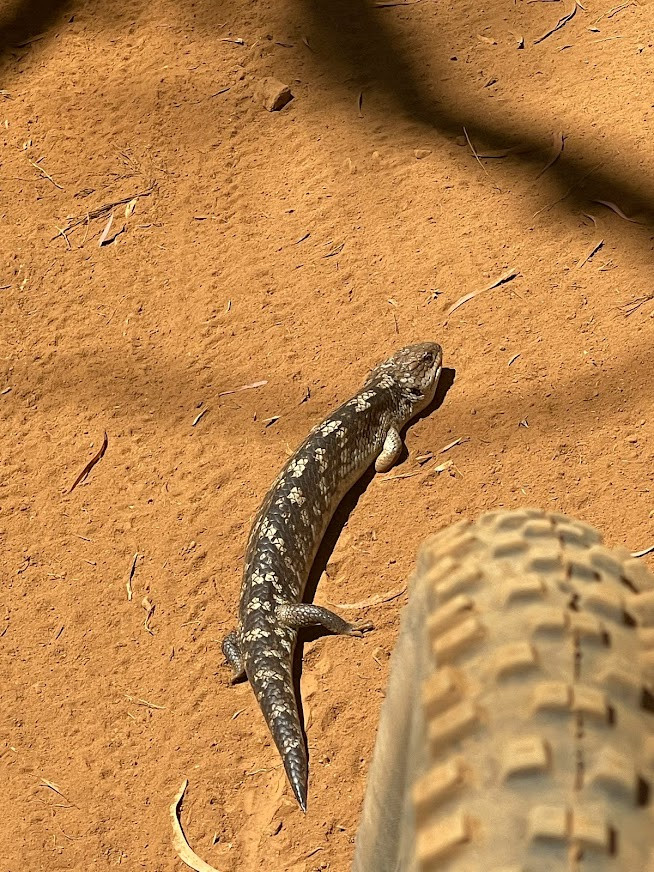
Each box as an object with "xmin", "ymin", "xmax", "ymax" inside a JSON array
[
  {"xmin": 126, "ymin": 552, "xmax": 139, "ymax": 601},
  {"xmin": 171, "ymin": 780, "xmax": 222, "ymax": 872},
  {"xmin": 68, "ymin": 431, "xmax": 108, "ymax": 493},
  {"xmin": 324, "ymin": 242, "xmax": 345, "ymax": 258},
  {"xmin": 40, "ymin": 779, "xmax": 65, "ymax": 798},
  {"xmin": 192, "ymin": 408, "xmax": 209, "ymax": 426},
  {"xmin": 536, "ymin": 132, "xmax": 565, "ymax": 178},
  {"xmin": 125, "ymin": 694, "xmax": 166, "ymax": 710},
  {"xmin": 631, "ymin": 544, "xmax": 654, "ymax": 558},
  {"xmin": 125, "ymin": 198, "xmax": 137, "ymax": 218},
  {"xmin": 218, "ymin": 380, "xmax": 267, "ymax": 398},
  {"xmin": 593, "ymin": 199, "xmax": 641, "ymax": 223},
  {"xmin": 445, "ymin": 268, "xmax": 520, "ymax": 318},
  {"xmin": 98, "ymin": 213, "xmax": 114, "ymax": 246},
  {"xmin": 142, "ymin": 597, "xmax": 155, "ymax": 635},
  {"xmin": 439, "ymin": 436, "xmax": 469, "ymax": 453},
  {"xmin": 577, "ymin": 239, "xmax": 604, "ymax": 268}
]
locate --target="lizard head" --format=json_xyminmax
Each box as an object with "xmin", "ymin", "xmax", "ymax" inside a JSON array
[{"xmin": 368, "ymin": 342, "xmax": 443, "ymax": 416}]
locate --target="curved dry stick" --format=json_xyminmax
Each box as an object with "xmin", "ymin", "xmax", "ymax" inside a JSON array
[
  {"xmin": 631, "ymin": 544, "xmax": 654, "ymax": 558},
  {"xmin": 170, "ymin": 780, "xmax": 222, "ymax": 872},
  {"xmin": 327, "ymin": 587, "xmax": 406, "ymax": 610},
  {"xmin": 68, "ymin": 431, "xmax": 108, "ymax": 493}
]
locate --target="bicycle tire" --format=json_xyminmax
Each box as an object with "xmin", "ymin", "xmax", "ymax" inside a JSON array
[{"xmin": 352, "ymin": 509, "xmax": 654, "ymax": 871}]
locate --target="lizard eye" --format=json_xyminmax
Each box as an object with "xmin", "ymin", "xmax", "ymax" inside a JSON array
[{"xmin": 408, "ymin": 386, "xmax": 423, "ymax": 399}]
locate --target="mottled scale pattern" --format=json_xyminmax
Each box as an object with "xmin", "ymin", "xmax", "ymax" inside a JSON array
[{"xmin": 223, "ymin": 342, "xmax": 443, "ymax": 811}]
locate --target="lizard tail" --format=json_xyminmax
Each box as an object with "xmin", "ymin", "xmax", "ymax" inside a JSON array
[
  {"xmin": 283, "ymin": 744, "xmax": 308, "ymax": 812},
  {"xmin": 249, "ymin": 661, "xmax": 309, "ymax": 812}
]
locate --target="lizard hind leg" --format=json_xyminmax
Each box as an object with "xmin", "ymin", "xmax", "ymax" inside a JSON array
[
  {"xmin": 222, "ymin": 630, "xmax": 247, "ymax": 683},
  {"xmin": 277, "ymin": 603, "xmax": 373, "ymax": 637}
]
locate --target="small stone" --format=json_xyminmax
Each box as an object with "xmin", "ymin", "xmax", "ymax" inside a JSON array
[
  {"xmin": 343, "ymin": 157, "xmax": 357, "ymax": 174},
  {"xmin": 414, "ymin": 148, "xmax": 431, "ymax": 160},
  {"xmin": 267, "ymin": 820, "xmax": 283, "ymax": 836},
  {"xmin": 258, "ymin": 77, "xmax": 294, "ymax": 111}
]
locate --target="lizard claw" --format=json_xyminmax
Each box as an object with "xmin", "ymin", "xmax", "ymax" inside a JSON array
[{"xmin": 349, "ymin": 620, "xmax": 374, "ymax": 637}]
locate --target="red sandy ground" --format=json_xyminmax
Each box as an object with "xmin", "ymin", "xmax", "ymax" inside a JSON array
[{"xmin": 1, "ymin": 0, "xmax": 653, "ymax": 868}]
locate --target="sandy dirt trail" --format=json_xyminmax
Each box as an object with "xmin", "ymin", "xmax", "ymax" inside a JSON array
[{"xmin": 1, "ymin": 0, "xmax": 653, "ymax": 868}]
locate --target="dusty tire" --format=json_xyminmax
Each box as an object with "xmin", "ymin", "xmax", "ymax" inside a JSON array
[{"xmin": 352, "ymin": 509, "xmax": 654, "ymax": 872}]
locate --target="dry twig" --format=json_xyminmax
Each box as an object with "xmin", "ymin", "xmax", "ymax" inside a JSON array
[
  {"xmin": 52, "ymin": 183, "xmax": 155, "ymax": 240},
  {"xmin": 534, "ymin": 1, "xmax": 583, "ymax": 44},
  {"xmin": 463, "ymin": 127, "xmax": 488, "ymax": 175},
  {"xmin": 531, "ymin": 162, "xmax": 602, "ymax": 219},
  {"xmin": 125, "ymin": 694, "xmax": 165, "ymax": 710},
  {"xmin": 327, "ymin": 587, "xmax": 406, "ymax": 609},
  {"xmin": 29, "ymin": 159, "xmax": 64, "ymax": 190},
  {"xmin": 621, "ymin": 293, "xmax": 654, "ymax": 316}
]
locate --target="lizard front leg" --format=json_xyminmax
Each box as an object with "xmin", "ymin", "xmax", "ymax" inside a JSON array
[{"xmin": 375, "ymin": 425, "xmax": 403, "ymax": 472}]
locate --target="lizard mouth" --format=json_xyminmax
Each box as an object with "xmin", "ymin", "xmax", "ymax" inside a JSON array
[
  {"xmin": 430, "ymin": 364, "xmax": 443, "ymax": 398},
  {"xmin": 425, "ymin": 364, "xmax": 442, "ymax": 408}
]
